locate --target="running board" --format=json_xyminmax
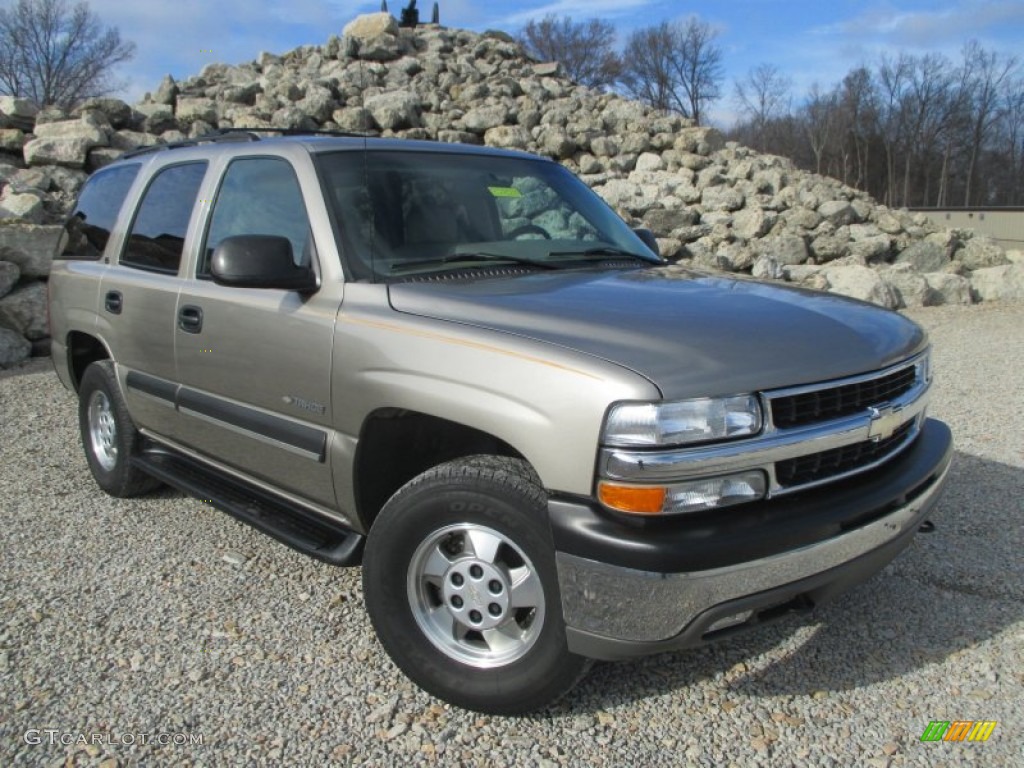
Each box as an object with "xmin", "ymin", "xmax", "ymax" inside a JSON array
[{"xmin": 132, "ymin": 448, "xmax": 363, "ymax": 566}]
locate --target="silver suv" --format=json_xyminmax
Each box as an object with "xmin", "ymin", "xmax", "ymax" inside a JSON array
[{"xmin": 49, "ymin": 133, "xmax": 953, "ymax": 713}]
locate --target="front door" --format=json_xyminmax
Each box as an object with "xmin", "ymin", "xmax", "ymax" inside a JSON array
[{"xmin": 172, "ymin": 156, "xmax": 341, "ymax": 508}]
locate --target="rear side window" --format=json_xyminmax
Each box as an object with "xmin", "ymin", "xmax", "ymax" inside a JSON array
[
  {"xmin": 121, "ymin": 162, "xmax": 207, "ymax": 274},
  {"xmin": 57, "ymin": 164, "xmax": 140, "ymax": 260}
]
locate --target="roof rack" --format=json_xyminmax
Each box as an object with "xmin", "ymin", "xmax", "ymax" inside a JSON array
[{"xmin": 119, "ymin": 127, "xmax": 377, "ymax": 160}]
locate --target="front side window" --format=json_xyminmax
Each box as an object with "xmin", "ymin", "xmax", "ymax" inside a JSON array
[
  {"xmin": 316, "ymin": 150, "xmax": 659, "ymax": 282},
  {"xmin": 58, "ymin": 164, "xmax": 140, "ymax": 260},
  {"xmin": 201, "ymin": 157, "xmax": 313, "ymax": 275},
  {"xmin": 121, "ymin": 162, "xmax": 207, "ymax": 273}
]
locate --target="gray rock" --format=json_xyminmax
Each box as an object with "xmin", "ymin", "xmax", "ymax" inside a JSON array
[
  {"xmin": 896, "ymin": 241, "xmax": 948, "ymax": 273},
  {"xmin": 462, "ymin": 105, "xmax": 508, "ymax": 134},
  {"xmin": 74, "ymin": 98, "xmax": 134, "ymax": 129},
  {"xmin": 782, "ymin": 207, "xmax": 822, "ymax": 231},
  {"xmin": 0, "ymin": 280, "xmax": 48, "ymax": 339},
  {"xmin": 532, "ymin": 62, "xmax": 560, "ymax": 77},
  {"xmin": 0, "ymin": 128, "xmax": 24, "ymax": 152},
  {"xmin": 0, "ymin": 193, "xmax": 43, "ymax": 223},
  {"xmin": 0, "ymin": 326, "xmax": 30, "ymax": 367},
  {"xmin": 24, "ymin": 137, "xmax": 94, "ymax": 168},
  {"xmin": 874, "ymin": 211, "xmax": 903, "ymax": 235},
  {"xmin": 923, "ymin": 272, "xmax": 972, "ymax": 305},
  {"xmin": 0, "ymin": 96, "xmax": 38, "ymax": 130},
  {"xmin": 32, "ymin": 119, "xmax": 107, "ymax": 144},
  {"xmin": 732, "ymin": 208, "xmax": 773, "ymax": 240},
  {"xmin": 343, "ymin": 13, "xmax": 402, "ymax": 61},
  {"xmin": 0, "ymin": 224, "xmax": 62, "ymax": 277},
  {"xmin": 364, "ymin": 91, "xmax": 421, "ymax": 130},
  {"xmin": 86, "ymin": 148, "xmax": 125, "ymax": 171},
  {"xmin": 590, "ymin": 136, "xmax": 619, "ymax": 158},
  {"xmin": 701, "ymin": 187, "xmax": 744, "ymax": 212},
  {"xmin": 958, "ymin": 237, "xmax": 1010, "ymax": 271},
  {"xmin": 0, "ymin": 261, "xmax": 19, "ymax": 298},
  {"xmin": 539, "ymin": 129, "xmax": 575, "ymax": 160},
  {"xmin": 970, "ymin": 263, "xmax": 1024, "ymax": 302},
  {"xmin": 847, "ymin": 235, "xmax": 892, "ymax": 263},
  {"xmin": 176, "ymin": 97, "xmax": 218, "ymax": 125},
  {"xmin": 153, "ymin": 74, "xmax": 179, "ymax": 106},
  {"xmin": 879, "ymin": 264, "xmax": 935, "ymax": 308},
  {"xmin": 483, "ymin": 125, "xmax": 530, "ymax": 150},
  {"xmin": 634, "ymin": 153, "xmax": 664, "ymax": 173},
  {"xmin": 810, "ymin": 234, "xmax": 849, "ymax": 263},
  {"xmin": 752, "ymin": 254, "xmax": 785, "ymax": 280},
  {"xmin": 643, "ymin": 208, "xmax": 699, "ymax": 236},
  {"xmin": 824, "ymin": 264, "xmax": 898, "ymax": 308},
  {"xmin": 109, "ymin": 130, "xmax": 161, "ymax": 151},
  {"xmin": 818, "ymin": 200, "xmax": 860, "ymax": 226},
  {"xmin": 757, "ymin": 235, "xmax": 808, "ymax": 266},
  {"xmin": 135, "ymin": 103, "xmax": 177, "ymax": 134}
]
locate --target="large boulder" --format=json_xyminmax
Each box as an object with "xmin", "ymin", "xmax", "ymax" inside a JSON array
[
  {"xmin": 970, "ymin": 263, "xmax": 1024, "ymax": 302},
  {"xmin": 0, "ymin": 192, "xmax": 44, "ymax": 223},
  {"xmin": 0, "ymin": 280, "xmax": 48, "ymax": 340},
  {"xmin": 756, "ymin": 234, "xmax": 808, "ymax": 266},
  {"xmin": 0, "ymin": 223, "xmax": 63, "ymax": 278},
  {"xmin": 0, "ymin": 326, "xmax": 31, "ymax": 368},
  {"xmin": 0, "ymin": 128, "xmax": 24, "ymax": 153},
  {"xmin": 879, "ymin": 264, "xmax": 935, "ymax": 308},
  {"xmin": 824, "ymin": 264, "xmax": 898, "ymax": 308},
  {"xmin": 923, "ymin": 272, "xmax": 972, "ymax": 305},
  {"xmin": 364, "ymin": 91, "xmax": 421, "ymax": 130},
  {"xmin": 0, "ymin": 96, "xmax": 38, "ymax": 130},
  {"xmin": 0, "ymin": 260, "xmax": 19, "ymax": 298},
  {"xmin": 895, "ymin": 241, "xmax": 948, "ymax": 273},
  {"xmin": 343, "ymin": 13, "xmax": 402, "ymax": 61},
  {"xmin": 958, "ymin": 237, "xmax": 1010, "ymax": 271}
]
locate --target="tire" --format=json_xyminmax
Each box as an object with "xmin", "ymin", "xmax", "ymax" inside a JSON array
[
  {"xmin": 362, "ymin": 455, "xmax": 591, "ymax": 714},
  {"xmin": 78, "ymin": 361, "xmax": 161, "ymax": 497}
]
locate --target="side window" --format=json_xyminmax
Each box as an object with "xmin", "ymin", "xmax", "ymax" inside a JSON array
[
  {"xmin": 57, "ymin": 164, "xmax": 140, "ymax": 259},
  {"xmin": 121, "ymin": 162, "xmax": 207, "ymax": 274},
  {"xmin": 201, "ymin": 157, "xmax": 312, "ymax": 275}
]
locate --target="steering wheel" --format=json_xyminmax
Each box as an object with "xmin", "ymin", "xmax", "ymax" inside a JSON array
[{"xmin": 506, "ymin": 223, "xmax": 552, "ymax": 240}]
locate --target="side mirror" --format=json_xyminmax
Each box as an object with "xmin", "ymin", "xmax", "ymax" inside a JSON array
[
  {"xmin": 210, "ymin": 235, "xmax": 317, "ymax": 292},
  {"xmin": 633, "ymin": 228, "xmax": 661, "ymax": 258}
]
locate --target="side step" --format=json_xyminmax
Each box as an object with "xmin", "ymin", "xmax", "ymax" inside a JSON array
[{"xmin": 132, "ymin": 448, "xmax": 363, "ymax": 566}]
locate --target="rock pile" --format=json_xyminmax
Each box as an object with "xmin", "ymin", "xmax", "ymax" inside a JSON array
[{"xmin": 1, "ymin": 12, "xmax": 1023, "ymax": 367}]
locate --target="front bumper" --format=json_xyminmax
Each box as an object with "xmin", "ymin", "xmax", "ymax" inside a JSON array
[{"xmin": 551, "ymin": 418, "xmax": 953, "ymax": 660}]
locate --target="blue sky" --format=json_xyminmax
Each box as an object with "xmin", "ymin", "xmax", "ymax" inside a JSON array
[{"xmin": 88, "ymin": 0, "xmax": 1024, "ymax": 126}]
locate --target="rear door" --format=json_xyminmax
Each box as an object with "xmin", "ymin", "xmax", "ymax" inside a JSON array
[
  {"xmin": 172, "ymin": 154, "xmax": 341, "ymax": 508},
  {"xmin": 99, "ymin": 161, "xmax": 208, "ymax": 437}
]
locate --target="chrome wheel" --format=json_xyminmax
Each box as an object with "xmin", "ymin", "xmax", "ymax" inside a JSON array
[
  {"xmin": 408, "ymin": 523, "xmax": 546, "ymax": 668},
  {"xmin": 87, "ymin": 390, "xmax": 118, "ymax": 471}
]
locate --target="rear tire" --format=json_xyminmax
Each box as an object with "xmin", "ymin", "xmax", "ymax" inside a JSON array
[
  {"xmin": 78, "ymin": 361, "xmax": 161, "ymax": 497},
  {"xmin": 362, "ymin": 455, "xmax": 590, "ymax": 714}
]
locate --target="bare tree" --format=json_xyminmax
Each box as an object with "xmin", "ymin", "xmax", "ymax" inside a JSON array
[
  {"xmin": 622, "ymin": 18, "xmax": 724, "ymax": 124},
  {"xmin": 960, "ymin": 40, "xmax": 1020, "ymax": 205},
  {"xmin": 802, "ymin": 84, "xmax": 837, "ymax": 175},
  {"xmin": 0, "ymin": 0, "xmax": 135, "ymax": 108},
  {"xmin": 518, "ymin": 15, "xmax": 620, "ymax": 89},
  {"xmin": 734, "ymin": 63, "xmax": 791, "ymax": 150}
]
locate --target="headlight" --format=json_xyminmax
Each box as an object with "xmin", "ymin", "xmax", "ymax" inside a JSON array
[{"xmin": 602, "ymin": 395, "xmax": 762, "ymax": 448}]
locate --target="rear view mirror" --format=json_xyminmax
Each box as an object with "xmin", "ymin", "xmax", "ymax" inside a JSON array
[{"xmin": 210, "ymin": 235, "xmax": 317, "ymax": 292}]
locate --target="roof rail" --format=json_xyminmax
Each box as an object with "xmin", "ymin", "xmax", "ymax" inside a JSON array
[
  {"xmin": 118, "ymin": 127, "xmax": 378, "ymax": 160},
  {"xmin": 119, "ymin": 130, "xmax": 262, "ymax": 159}
]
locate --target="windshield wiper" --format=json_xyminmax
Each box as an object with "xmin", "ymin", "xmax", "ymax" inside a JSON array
[
  {"xmin": 391, "ymin": 252, "xmax": 559, "ymax": 272},
  {"xmin": 546, "ymin": 246, "xmax": 657, "ymax": 262}
]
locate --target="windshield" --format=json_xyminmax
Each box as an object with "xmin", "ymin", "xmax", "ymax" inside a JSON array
[{"xmin": 315, "ymin": 149, "xmax": 661, "ymax": 281}]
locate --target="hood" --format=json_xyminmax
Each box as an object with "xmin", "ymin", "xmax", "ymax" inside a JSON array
[{"xmin": 388, "ymin": 268, "xmax": 927, "ymax": 399}]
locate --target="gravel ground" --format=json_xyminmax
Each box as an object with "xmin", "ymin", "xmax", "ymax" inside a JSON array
[{"xmin": 2, "ymin": 303, "xmax": 1022, "ymax": 767}]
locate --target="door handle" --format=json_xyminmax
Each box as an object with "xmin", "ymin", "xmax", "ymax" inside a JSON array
[
  {"xmin": 104, "ymin": 290, "xmax": 123, "ymax": 314},
  {"xmin": 178, "ymin": 305, "xmax": 203, "ymax": 334}
]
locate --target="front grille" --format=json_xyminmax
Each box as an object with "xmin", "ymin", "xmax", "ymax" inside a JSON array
[
  {"xmin": 770, "ymin": 365, "xmax": 917, "ymax": 429},
  {"xmin": 775, "ymin": 420, "xmax": 915, "ymax": 487}
]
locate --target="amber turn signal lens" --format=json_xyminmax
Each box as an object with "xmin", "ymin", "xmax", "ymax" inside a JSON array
[{"xmin": 597, "ymin": 482, "xmax": 666, "ymax": 514}]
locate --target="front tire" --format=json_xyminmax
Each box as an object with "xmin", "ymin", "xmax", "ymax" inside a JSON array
[
  {"xmin": 78, "ymin": 361, "xmax": 161, "ymax": 497},
  {"xmin": 362, "ymin": 456, "xmax": 590, "ymax": 714}
]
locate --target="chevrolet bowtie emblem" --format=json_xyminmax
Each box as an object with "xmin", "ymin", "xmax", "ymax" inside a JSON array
[{"xmin": 867, "ymin": 405, "xmax": 903, "ymax": 442}]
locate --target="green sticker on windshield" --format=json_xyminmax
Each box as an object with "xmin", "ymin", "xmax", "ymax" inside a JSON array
[{"xmin": 488, "ymin": 186, "xmax": 522, "ymax": 198}]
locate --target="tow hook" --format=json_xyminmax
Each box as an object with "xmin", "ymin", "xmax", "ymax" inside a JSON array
[{"xmin": 918, "ymin": 520, "xmax": 936, "ymax": 533}]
